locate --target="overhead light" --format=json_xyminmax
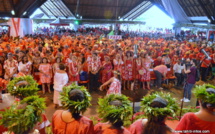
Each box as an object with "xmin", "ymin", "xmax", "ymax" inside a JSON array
[
  {"xmin": 80, "ymin": 16, "xmax": 82, "ymax": 19},
  {"xmin": 76, "ymin": 14, "xmax": 79, "ymax": 17},
  {"xmin": 4, "ymin": 17, "xmax": 9, "ymax": 20},
  {"xmin": 118, "ymin": 16, "xmax": 121, "ymax": 19},
  {"xmin": 23, "ymin": 11, "xmax": 27, "ymax": 15},
  {"xmin": 208, "ymin": 19, "xmax": 211, "ymax": 23},
  {"xmin": 11, "ymin": 10, "xmax": 15, "ymax": 15}
]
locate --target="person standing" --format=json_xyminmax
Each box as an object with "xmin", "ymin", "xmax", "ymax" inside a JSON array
[
  {"xmin": 176, "ymin": 85, "xmax": 215, "ymax": 134},
  {"xmin": 53, "ymin": 57, "xmax": 61, "ymax": 74},
  {"xmin": 123, "ymin": 51, "xmax": 133, "ymax": 90},
  {"xmin": 39, "ymin": 57, "xmax": 52, "ymax": 94},
  {"xmin": 52, "ymin": 86, "xmax": 94, "ymax": 134},
  {"xmin": 53, "ymin": 63, "xmax": 68, "ymax": 108},
  {"xmin": 173, "ymin": 60, "xmax": 184, "ymax": 87},
  {"xmin": 94, "ymin": 94, "xmax": 132, "ymax": 134},
  {"xmin": 141, "ymin": 53, "xmax": 152, "ymax": 90},
  {"xmin": 88, "ymin": 52, "xmax": 101, "ymax": 92},
  {"xmin": 153, "ymin": 65, "xmax": 168, "ymax": 90},
  {"xmin": 181, "ymin": 59, "xmax": 197, "ymax": 102},
  {"xmin": 200, "ymin": 54, "xmax": 211, "ymax": 82},
  {"xmin": 129, "ymin": 93, "xmax": 179, "ymax": 134},
  {"xmin": 4, "ymin": 53, "xmax": 18, "ymax": 80},
  {"xmin": 68, "ymin": 55, "xmax": 80, "ymax": 84},
  {"xmin": 101, "ymin": 56, "xmax": 112, "ymax": 86},
  {"xmin": 18, "ymin": 56, "xmax": 32, "ymax": 75}
]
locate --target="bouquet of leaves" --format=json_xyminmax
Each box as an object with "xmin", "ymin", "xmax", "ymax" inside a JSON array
[
  {"xmin": 194, "ymin": 84, "xmax": 215, "ymax": 104},
  {"xmin": 0, "ymin": 96, "xmax": 46, "ymax": 134}
]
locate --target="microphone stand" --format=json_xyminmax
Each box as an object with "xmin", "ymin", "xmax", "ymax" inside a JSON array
[
  {"xmin": 131, "ymin": 44, "xmax": 138, "ymax": 123},
  {"xmin": 179, "ymin": 57, "xmax": 205, "ymax": 120}
]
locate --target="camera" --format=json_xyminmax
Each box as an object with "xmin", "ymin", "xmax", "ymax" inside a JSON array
[{"xmin": 181, "ymin": 58, "xmax": 192, "ymax": 69}]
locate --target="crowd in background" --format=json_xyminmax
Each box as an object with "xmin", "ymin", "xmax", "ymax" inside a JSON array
[{"xmin": 0, "ymin": 30, "xmax": 215, "ymax": 134}]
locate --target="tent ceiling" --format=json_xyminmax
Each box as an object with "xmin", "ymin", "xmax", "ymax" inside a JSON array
[
  {"xmin": 0, "ymin": 0, "xmax": 46, "ymax": 17},
  {"xmin": 0, "ymin": 0, "xmax": 215, "ymax": 24},
  {"xmin": 40, "ymin": 0, "xmax": 74, "ymax": 18}
]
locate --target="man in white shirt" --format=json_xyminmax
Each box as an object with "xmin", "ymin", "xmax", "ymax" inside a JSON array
[{"xmin": 173, "ymin": 60, "xmax": 184, "ymax": 87}]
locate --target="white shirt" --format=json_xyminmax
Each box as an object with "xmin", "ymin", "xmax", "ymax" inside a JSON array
[
  {"xmin": 54, "ymin": 72, "xmax": 68, "ymax": 92},
  {"xmin": 18, "ymin": 61, "xmax": 32, "ymax": 72},
  {"xmin": 173, "ymin": 63, "xmax": 184, "ymax": 73}
]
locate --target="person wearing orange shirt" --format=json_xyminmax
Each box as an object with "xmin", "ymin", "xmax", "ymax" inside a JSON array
[
  {"xmin": 175, "ymin": 86, "xmax": 215, "ymax": 134},
  {"xmin": 94, "ymin": 94, "xmax": 132, "ymax": 134},
  {"xmin": 52, "ymin": 87, "xmax": 94, "ymax": 134},
  {"xmin": 200, "ymin": 54, "xmax": 211, "ymax": 82},
  {"xmin": 209, "ymin": 53, "xmax": 215, "ymax": 80}
]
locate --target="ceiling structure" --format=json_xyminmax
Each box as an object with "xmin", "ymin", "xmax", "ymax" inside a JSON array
[
  {"xmin": 0, "ymin": 0, "xmax": 46, "ymax": 17},
  {"xmin": 40, "ymin": 0, "xmax": 74, "ymax": 18},
  {"xmin": 0, "ymin": 0, "xmax": 215, "ymax": 24}
]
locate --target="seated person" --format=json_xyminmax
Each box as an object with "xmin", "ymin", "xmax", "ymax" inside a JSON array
[
  {"xmin": 175, "ymin": 85, "xmax": 215, "ymax": 134},
  {"xmin": 0, "ymin": 76, "xmax": 50, "ymax": 134},
  {"xmin": 52, "ymin": 84, "xmax": 94, "ymax": 134},
  {"xmin": 94, "ymin": 94, "xmax": 132, "ymax": 134},
  {"xmin": 129, "ymin": 92, "xmax": 179, "ymax": 134}
]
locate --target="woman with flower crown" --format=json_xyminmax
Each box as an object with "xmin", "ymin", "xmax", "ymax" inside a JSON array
[
  {"xmin": 52, "ymin": 84, "xmax": 94, "ymax": 134},
  {"xmin": 99, "ymin": 70, "xmax": 121, "ymax": 95},
  {"xmin": 175, "ymin": 84, "xmax": 215, "ymax": 134},
  {"xmin": 129, "ymin": 92, "xmax": 179, "ymax": 134}
]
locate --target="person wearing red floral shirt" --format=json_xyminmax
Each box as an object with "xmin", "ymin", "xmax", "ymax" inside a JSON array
[
  {"xmin": 3, "ymin": 53, "xmax": 18, "ymax": 80},
  {"xmin": 87, "ymin": 52, "xmax": 101, "ymax": 92}
]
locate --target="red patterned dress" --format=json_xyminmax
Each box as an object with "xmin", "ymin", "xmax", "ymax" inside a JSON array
[
  {"xmin": 113, "ymin": 59, "xmax": 124, "ymax": 73},
  {"xmin": 140, "ymin": 60, "xmax": 151, "ymax": 82},
  {"xmin": 135, "ymin": 59, "xmax": 142, "ymax": 80},
  {"xmin": 123, "ymin": 59, "xmax": 133, "ymax": 80},
  {"xmin": 107, "ymin": 78, "xmax": 121, "ymax": 95},
  {"xmin": 39, "ymin": 64, "xmax": 52, "ymax": 84},
  {"xmin": 101, "ymin": 62, "xmax": 112, "ymax": 83},
  {"xmin": 68, "ymin": 61, "xmax": 80, "ymax": 82}
]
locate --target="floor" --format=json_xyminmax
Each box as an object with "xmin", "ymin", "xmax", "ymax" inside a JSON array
[{"xmin": 0, "ymin": 80, "xmax": 209, "ymax": 130}]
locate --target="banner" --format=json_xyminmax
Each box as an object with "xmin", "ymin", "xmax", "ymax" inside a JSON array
[
  {"xmin": 108, "ymin": 35, "xmax": 122, "ymax": 40},
  {"xmin": 8, "ymin": 18, "xmax": 33, "ymax": 37}
]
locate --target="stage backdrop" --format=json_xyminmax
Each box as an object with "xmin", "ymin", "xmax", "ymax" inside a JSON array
[{"xmin": 7, "ymin": 18, "xmax": 33, "ymax": 37}]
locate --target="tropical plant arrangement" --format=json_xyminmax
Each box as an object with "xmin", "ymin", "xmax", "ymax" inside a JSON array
[
  {"xmin": 60, "ymin": 83, "xmax": 92, "ymax": 114},
  {"xmin": 7, "ymin": 76, "xmax": 39, "ymax": 98},
  {"xmin": 194, "ymin": 84, "xmax": 215, "ymax": 104},
  {"xmin": 0, "ymin": 96, "xmax": 46, "ymax": 134}
]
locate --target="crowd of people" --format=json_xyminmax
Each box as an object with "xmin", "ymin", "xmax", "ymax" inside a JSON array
[
  {"xmin": 0, "ymin": 31, "xmax": 215, "ymax": 133},
  {"xmin": 0, "ymin": 75, "xmax": 214, "ymax": 134}
]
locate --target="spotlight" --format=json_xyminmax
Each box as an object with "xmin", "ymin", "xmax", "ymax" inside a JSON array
[
  {"xmin": 208, "ymin": 19, "xmax": 211, "ymax": 23},
  {"xmin": 11, "ymin": 10, "xmax": 15, "ymax": 15},
  {"xmin": 23, "ymin": 11, "xmax": 27, "ymax": 15},
  {"xmin": 76, "ymin": 14, "xmax": 79, "ymax": 17}
]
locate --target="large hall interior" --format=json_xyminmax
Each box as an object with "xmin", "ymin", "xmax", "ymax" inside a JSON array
[{"xmin": 0, "ymin": 0, "xmax": 215, "ymax": 134}]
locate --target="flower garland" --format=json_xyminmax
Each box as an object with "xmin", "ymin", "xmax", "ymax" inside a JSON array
[
  {"xmin": 0, "ymin": 95, "xmax": 46, "ymax": 134},
  {"xmin": 141, "ymin": 92, "xmax": 179, "ymax": 118},
  {"xmin": 60, "ymin": 83, "xmax": 92, "ymax": 113},
  {"xmin": 97, "ymin": 94, "xmax": 132, "ymax": 126},
  {"xmin": 194, "ymin": 84, "xmax": 215, "ymax": 104},
  {"xmin": 7, "ymin": 76, "xmax": 39, "ymax": 98}
]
